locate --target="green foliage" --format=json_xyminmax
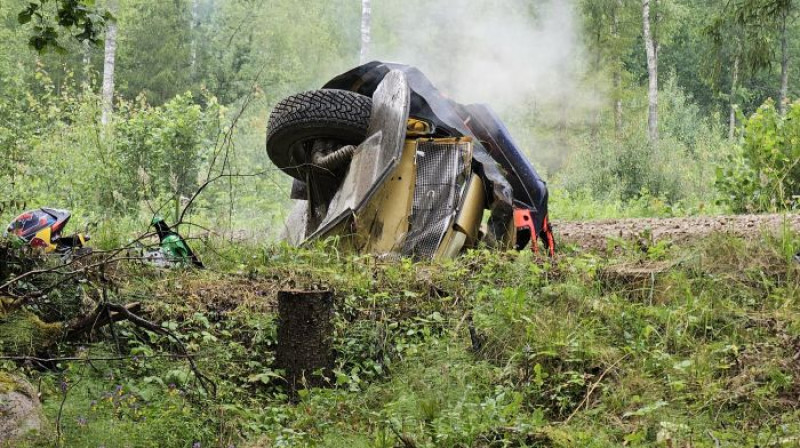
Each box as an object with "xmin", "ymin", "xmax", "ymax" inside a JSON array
[
  {"xmin": 111, "ymin": 93, "xmax": 220, "ymax": 216},
  {"xmin": 717, "ymin": 99, "xmax": 800, "ymax": 212},
  {"xmin": 116, "ymin": 0, "xmax": 197, "ymax": 105},
  {"xmin": 556, "ymin": 76, "xmax": 730, "ymax": 215},
  {"xmin": 16, "ymin": 0, "xmax": 111, "ymax": 51},
  {"xmin": 2, "ymin": 232, "xmax": 798, "ymax": 447}
]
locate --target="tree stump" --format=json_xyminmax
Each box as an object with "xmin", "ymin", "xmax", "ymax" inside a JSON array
[
  {"xmin": 599, "ymin": 261, "xmax": 674, "ymax": 303},
  {"xmin": 275, "ymin": 290, "xmax": 334, "ymax": 396},
  {"xmin": 0, "ymin": 242, "xmax": 9, "ymax": 282}
]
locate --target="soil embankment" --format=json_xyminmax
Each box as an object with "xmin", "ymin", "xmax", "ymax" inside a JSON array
[{"xmin": 554, "ymin": 214, "xmax": 800, "ymax": 251}]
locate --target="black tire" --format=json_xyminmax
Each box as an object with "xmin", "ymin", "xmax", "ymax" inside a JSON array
[{"xmin": 266, "ymin": 89, "xmax": 372, "ymax": 180}]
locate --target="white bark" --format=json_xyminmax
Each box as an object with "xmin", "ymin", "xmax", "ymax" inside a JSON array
[
  {"xmin": 82, "ymin": 41, "xmax": 92, "ymax": 86},
  {"xmin": 101, "ymin": 3, "xmax": 118, "ymax": 126},
  {"xmin": 729, "ymin": 52, "xmax": 740, "ymax": 141},
  {"xmin": 359, "ymin": 0, "xmax": 371, "ymax": 64},
  {"xmin": 642, "ymin": 0, "xmax": 658, "ymax": 143},
  {"xmin": 613, "ymin": 0, "xmax": 623, "ymax": 137},
  {"xmin": 780, "ymin": 13, "xmax": 789, "ymax": 116},
  {"xmin": 191, "ymin": 0, "xmax": 199, "ymax": 76}
]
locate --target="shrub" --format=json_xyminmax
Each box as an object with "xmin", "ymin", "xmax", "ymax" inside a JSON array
[
  {"xmin": 717, "ymin": 99, "xmax": 800, "ymax": 213},
  {"xmin": 556, "ymin": 76, "xmax": 729, "ymax": 216}
]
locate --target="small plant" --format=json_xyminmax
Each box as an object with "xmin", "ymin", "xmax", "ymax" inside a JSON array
[{"xmin": 717, "ymin": 99, "xmax": 800, "ymax": 213}]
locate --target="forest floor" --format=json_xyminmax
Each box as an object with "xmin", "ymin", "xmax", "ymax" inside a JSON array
[{"xmin": 2, "ymin": 214, "xmax": 800, "ymax": 447}]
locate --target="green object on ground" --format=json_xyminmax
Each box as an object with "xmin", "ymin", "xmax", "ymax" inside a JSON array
[
  {"xmin": 150, "ymin": 216, "xmax": 202, "ymax": 267},
  {"xmin": 160, "ymin": 233, "xmax": 191, "ymax": 263}
]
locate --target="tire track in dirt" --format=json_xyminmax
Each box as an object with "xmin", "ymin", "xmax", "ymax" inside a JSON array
[{"xmin": 553, "ymin": 214, "xmax": 800, "ymax": 251}]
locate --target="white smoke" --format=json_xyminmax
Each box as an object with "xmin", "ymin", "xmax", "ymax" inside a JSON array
[{"xmin": 372, "ymin": 0, "xmax": 590, "ymax": 112}]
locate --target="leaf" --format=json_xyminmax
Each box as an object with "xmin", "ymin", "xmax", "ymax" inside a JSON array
[
  {"xmin": 672, "ymin": 359, "xmax": 693, "ymax": 371},
  {"xmin": 335, "ymin": 372, "xmax": 350, "ymax": 385},
  {"xmin": 623, "ymin": 400, "xmax": 668, "ymax": 418},
  {"xmin": 17, "ymin": 3, "xmax": 39, "ymax": 25},
  {"xmin": 246, "ymin": 371, "xmax": 281, "ymax": 385}
]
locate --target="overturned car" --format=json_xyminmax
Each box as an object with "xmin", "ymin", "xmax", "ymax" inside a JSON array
[{"xmin": 267, "ymin": 62, "xmax": 554, "ymax": 259}]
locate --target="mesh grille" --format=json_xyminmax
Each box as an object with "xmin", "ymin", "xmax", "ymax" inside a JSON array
[{"xmin": 402, "ymin": 140, "xmax": 471, "ymax": 258}]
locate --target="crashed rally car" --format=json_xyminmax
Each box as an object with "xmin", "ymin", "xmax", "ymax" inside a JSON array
[{"xmin": 267, "ymin": 61, "xmax": 554, "ymax": 259}]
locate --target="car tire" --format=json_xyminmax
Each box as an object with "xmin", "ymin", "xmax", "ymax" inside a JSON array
[{"xmin": 266, "ymin": 89, "xmax": 372, "ymax": 180}]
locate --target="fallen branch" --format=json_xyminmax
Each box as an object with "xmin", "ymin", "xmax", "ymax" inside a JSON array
[
  {"xmin": 102, "ymin": 302, "xmax": 217, "ymax": 397},
  {"xmin": 0, "ymin": 354, "xmax": 195, "ymax": 363},
  {"xmin": 64, "ymin": 302, "xmax": 142, "ymax": 340},
  {"xmin": 6, "ymin": 301, "xmax": 217, "ymax": 398}
]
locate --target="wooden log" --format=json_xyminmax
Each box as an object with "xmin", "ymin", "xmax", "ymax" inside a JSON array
[{"xmin": 275, "ymin": 290, "xmax": 335, "ymax": 395}]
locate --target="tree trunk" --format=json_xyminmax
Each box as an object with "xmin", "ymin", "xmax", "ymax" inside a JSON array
[
  {"xmin": 82, "ymin": 41, "xmax": 92, "ymax": 87},
  {"xmin": 613, "ymin": 71, "xmax": 623, "ymax": 137},
  {"xmin": 101, "ymin": 1, "xmax": 118, "ymax": 126},
  {"xmin": 590, "ymin": 34, "xmax": 602, "ymax": 145},
  {"xmin": 275, "ymin": 290, "xmax": 335, "ymax": 397},
  {"xmin": 190, "ymin": 0, "xmax": 199, "ymax": 78},
  {"xmin": 642, "ymin": 0, "xmax": 658, "ymax": 143},
  {"xmin": 359, "ymin": 0, "xmax": 371, "ymax": 64},
  {"xmin": 0, "ymin": 242, "xmax": 9, "ymax": 282},
  {"xmin": 780, "ymin": 13, "xmax": 789, "ymax": 116},
  {"xmin": 613, "ymin": 0, "xmax": 623, "ymax": 137},
  {"xmin": 729, "ymin": 51, "xmax": 740, "ymax": 141}
]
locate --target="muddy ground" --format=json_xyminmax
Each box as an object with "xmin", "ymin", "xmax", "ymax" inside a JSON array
[{"xmin": 553, "ymin": 213, "xmax": 800, "ymax": 251}]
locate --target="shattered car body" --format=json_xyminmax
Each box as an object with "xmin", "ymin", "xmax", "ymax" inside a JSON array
[{"xmin": 267, "ymin": 62, "xmax": 554, "ymax": 259}]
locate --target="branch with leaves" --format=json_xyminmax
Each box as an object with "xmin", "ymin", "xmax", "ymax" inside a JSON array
[{"xmin": 17, "ymin": 0, "xmax": 112, "ymax": 52}]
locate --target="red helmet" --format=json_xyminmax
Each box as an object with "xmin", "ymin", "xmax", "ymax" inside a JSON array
[{"xmin": 5, "ymin": 208, "xmax": 71, "ymax": 242}]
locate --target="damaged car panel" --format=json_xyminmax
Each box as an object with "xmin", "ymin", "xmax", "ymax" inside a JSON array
[{"xmin": 309, "ymin": 69, "xmax": 411, "ymax": 243}]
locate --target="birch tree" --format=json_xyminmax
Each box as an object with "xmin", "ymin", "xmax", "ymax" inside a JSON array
[
  {"xmin": 642, "ymin": 0, "xmax": 658, "ymax": 143},
  {"xmin": 101, "ymin": 0, "xmax": 119, "ymax": 125},
  {"xmin": 732, "ymin": 0, "xmax": 796, "ymax": 115},
  {"xmin": 613, "ymin": 0, "xmax": 624, "ymax": 136},
  {"xmin": 729, "ymin": 45, "xmax": 741, "ymax": 140},
  {"xmin": 191, "ymin": 0, "xmax": 199, "ymax": 77},
  {"xmin": 360, "ymin": 0, "xmax": 371, "ymax": 64},
  {"xmin": 780, "ymin": 11, "xmax": 789, "ymax": 115}
]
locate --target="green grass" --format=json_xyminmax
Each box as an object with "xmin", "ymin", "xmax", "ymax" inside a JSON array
[{"xmin": 2, "ymin": 229, "xmax": 800, "ymax": 447}]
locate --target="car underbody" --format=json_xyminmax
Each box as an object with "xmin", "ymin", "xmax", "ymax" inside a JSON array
[{"xmin": 267, "ymin": 62, "xmax": 555, "ymax": 259}]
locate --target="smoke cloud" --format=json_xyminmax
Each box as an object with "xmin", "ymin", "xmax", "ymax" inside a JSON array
[{"xmin": 372, "ymin": 0, "xmax": 589, "ymax": 113}]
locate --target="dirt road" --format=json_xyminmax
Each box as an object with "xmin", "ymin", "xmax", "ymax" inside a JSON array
[{"xmin": 553, "ymin": 213, "xmax": 800, "ymax": 251}]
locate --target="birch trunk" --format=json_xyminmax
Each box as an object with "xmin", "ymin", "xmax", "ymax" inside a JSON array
[
  {"xmin": 729, "ymin": 51, "xmax": 740, "ymax": 141},
  {"xmin": 101, "ymin": 1, "xmax": 118, "ymax": 126},
  {"xmin": 642, "ymin": 0, "xmax": 658, "ymax": 143},
  {"xmin": 190, "ymin": 0, "xmax": 199, "ymax": 77},
  {"xmin": 780, "ymin": 13, "xmax": 789, "ymax": 116},
  {"xmin": 82, "ymin": 41, "xmax": 92, "ymax": 87},
  {"xmin": 613, "ymin": 0, "xmax": 623, "ymax": 137},
  {"xmin": 359, "ymin": 0, "xmax": 371, "ymax": 64}
]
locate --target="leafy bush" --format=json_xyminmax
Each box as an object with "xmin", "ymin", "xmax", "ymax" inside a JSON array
[
  {"xmin": 111, "ymin": 93, "xmax": 221, "ymax": 217},
  {"xmin": 717, "ymin": 99, "xmax": 800, "ymax": 213},
  {"xmin": 556, "ymin": 76, "xmax": 730, "ymax": 215}
]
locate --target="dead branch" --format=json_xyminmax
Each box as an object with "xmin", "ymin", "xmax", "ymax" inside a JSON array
[
  {"xmin": 103, "ymin": 303, "xmax": 217, "ymax": 397},
  {"xmin": 8, "ymin": 301, "xmax": 217, "ymax": 398},
  {"xmin": 0, "ymin": 354, "xmax": 195, "ymax": 363},
  {"xmin": 64, "ymin": 302, "xmax": 142, "ymax": 340}
]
